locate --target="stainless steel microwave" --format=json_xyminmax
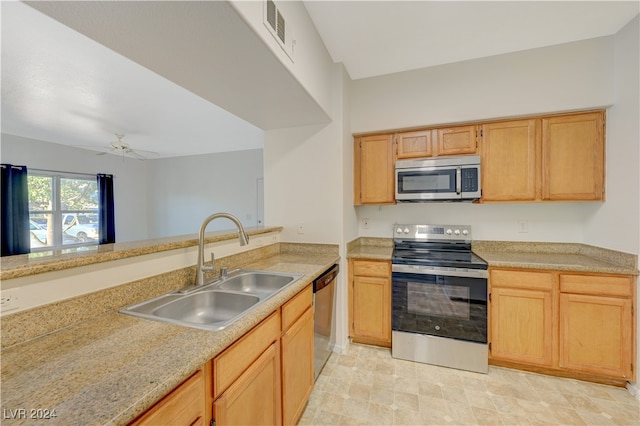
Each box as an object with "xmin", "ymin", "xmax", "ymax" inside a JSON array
[{"xmin": 395, "ymin": 155, "xmax": 481, "ymax": 201}]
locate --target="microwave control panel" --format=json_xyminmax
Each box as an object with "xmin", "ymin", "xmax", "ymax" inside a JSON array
[{"xmin": 461, "ymin": 168, "xmax": 479, "ymax": 192}]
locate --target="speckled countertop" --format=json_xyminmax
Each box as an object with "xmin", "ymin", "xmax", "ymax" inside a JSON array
[
  {"xmin": 0, "ymin": 226, "xmax": 282, "ymax": 280},
  {"xmin": 346, "ymin": 238, "xmax": 638, "ymax": 275},
  {"xmin": 473, "ymin": 241, "xmax": 638, "ymax": 275},
  {"xmin": 346, "ymin": 237, "xmax": 393, "ymax": 260},
  {"xmin": 0, "ymin": 249, "xmax": 339, "ymax": 426}
]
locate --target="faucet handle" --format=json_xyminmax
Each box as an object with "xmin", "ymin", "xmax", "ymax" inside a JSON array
[
  {"xmin": 220, "ymin": 267, "xmax": 228, "ymax": 279},
  {"xmin": 201, "ymin": 252, "xmax": 216, "ymax": 272}
]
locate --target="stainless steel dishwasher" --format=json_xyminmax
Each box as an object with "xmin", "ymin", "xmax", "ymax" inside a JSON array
[{"xmin": 313, "ymin": 264, "xmax": 338, "ymax": 381}]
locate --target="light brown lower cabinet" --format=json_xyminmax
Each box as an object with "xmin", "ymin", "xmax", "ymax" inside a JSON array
[
  {"xmin": 559, "ymin": 274, "xmax": 634, "ymax": 380},
  {"xmin": 489, "ymin": 268, "xmax": 636, "ymax": 385},
  {"xmin": 348, "ymin": 259, "xmax": 392, "ymax": 347},
  {"xmin": 130, "ymin": 284, "xmax": 316, "ymax": 426},
  {"xmin": 489, "ymin": 269, "xmax": 556, "ymax": 367},
  {"xmin": 213, "ymin": 342, "xmax": 281, "ymax": 426},
  {"xmin": 281, "ymin": 286, "xmax": 314, "ymax": 425},
  {"xmin": 130, "ymin": 369, "xmax": 205, "ymax": 426},
  {"xmin": 211, "ymin": 284, "xmax": 314, "ymax": 426}
]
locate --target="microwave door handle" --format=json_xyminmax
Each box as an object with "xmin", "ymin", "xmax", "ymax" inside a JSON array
[{"xmin": 456, "ymin": 167, "xmax": 462, "ymax": 195}]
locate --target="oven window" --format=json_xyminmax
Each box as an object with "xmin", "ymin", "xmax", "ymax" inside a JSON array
[
  {"xmin": 407, "ymin": 282, "xmax": 470, "ymax": 319},
  {"xmin": 397, "ymin": 169, "xmax": 455, "ymax": 193},
  {"xmin": 392, "ymin": 272, "xmax": 487, "ymax": 343}
]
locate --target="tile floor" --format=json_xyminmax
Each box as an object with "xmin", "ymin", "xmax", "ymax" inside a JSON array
[{"xmin": 300, "ymin": 344, "xmax": 640, "ymax": 425}]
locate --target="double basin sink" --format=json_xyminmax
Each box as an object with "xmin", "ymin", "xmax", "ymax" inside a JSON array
[{"xmin": 120, "ymin": 269, "xmax": 303, "ymax": 331}]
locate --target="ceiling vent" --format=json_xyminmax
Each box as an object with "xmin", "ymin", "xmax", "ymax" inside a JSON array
[{"xmin": 264, "ymin": 0, "xmax": 295, "ymax": 62}]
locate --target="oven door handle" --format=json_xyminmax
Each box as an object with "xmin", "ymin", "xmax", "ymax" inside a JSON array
[{"xmin": 392, "ymin": 264, "xmax": 488, "ymax": 279}]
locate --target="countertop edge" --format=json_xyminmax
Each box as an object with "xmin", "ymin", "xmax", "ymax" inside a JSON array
[{"xmin": 0, "ymin": 227, "xmax": 283, "ymax": 280}]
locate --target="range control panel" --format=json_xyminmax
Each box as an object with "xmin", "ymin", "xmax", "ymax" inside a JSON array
[{"xmin": 393, "ymin": 224, "xmax": 472, "ymax": 241}]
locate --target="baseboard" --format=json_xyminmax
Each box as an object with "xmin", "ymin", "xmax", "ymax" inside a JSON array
[{"xmin": 627, "ymin": 381, "xmax": 640, "ymax": 400}]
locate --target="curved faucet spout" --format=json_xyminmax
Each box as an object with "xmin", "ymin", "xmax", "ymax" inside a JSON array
[{"xmin": 196, "ymin": 213, "xmax": 249, "ymax": 285}]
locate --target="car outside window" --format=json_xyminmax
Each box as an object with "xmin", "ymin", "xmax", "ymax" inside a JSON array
[{"xmin": 28, "ymin": 172, "xmax": 99, "ymax": 250}]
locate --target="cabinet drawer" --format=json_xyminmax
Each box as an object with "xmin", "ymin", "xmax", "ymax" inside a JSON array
[
  {"xmin": 213, "ymin": 311, "xmax": 280, "ymax": 399},
  {"xmin": 353, "ymin": 260, "xmax": 390, "ymax": 278},
  {"xmin": 560, "ymin": 274, "xmax": 632, "ymax": 297},
  {"xmin": 131, "ymin": 369, "xmax": 204, "ymax": 426},
  {"xmin": 282, "ymin": 284, "xmax": 312, "ymax": 332},
  {"xmin": 490, "ymin": 269, "xmax": 554, "ymax": 291}
]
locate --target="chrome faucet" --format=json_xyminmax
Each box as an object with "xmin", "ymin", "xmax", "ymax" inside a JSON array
[{"xmin": 196, "ymin": 213, "xmax": 249, "ymax": 286}]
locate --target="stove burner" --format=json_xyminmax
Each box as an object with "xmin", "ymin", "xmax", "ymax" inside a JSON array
[{"xmin": 392, "ymin": 224, "xmax": 487, "ymax": 270}]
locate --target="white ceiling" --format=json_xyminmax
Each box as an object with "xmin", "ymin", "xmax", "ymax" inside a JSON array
[
  {"xmin": 2, "ymin": 1, "xmax": 638, "ymax": 158},
  {"xmin": 305, "ymin": 1, "xmax": 640, "ymax": 80},
  {"xmin": 1, "ymin": 1, "xmax": 269, "ymax": 158}
]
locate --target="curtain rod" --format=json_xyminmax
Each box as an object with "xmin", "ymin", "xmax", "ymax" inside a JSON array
[{"xmin": 29, "ymin": 168, "xmax": 97, "ymax": 178}]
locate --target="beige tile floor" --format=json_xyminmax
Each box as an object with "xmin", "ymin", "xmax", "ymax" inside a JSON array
[{"xmin": 300, "ymin": 344, "xmax": 640, "ymax": 425}]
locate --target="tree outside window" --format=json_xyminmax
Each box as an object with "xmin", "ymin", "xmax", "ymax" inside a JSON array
[{"xmin": 28, "ymin": 173, "xmax": 99, "ymax": 250}]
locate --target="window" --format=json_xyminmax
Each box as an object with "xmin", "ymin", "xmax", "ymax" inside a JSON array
[{"xmin": 28, "ymin": 171, "xmax": 99, "ymax": 250}]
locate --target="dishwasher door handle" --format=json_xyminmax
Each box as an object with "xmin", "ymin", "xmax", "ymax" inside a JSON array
[{"xmin": 314, "ymin": 264, "xmax": 339, "ymax": 292}]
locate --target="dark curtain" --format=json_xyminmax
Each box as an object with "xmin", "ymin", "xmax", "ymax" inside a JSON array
[
  {"xmin": 97, "ymin": 174, "xmax": 115, "ymax": 244},
  {"xmin": 1, "ymin": 164, "xmax": 30, "ymax": 256}
]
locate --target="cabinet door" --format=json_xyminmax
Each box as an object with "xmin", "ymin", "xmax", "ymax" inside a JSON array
[
  {"xmin": 351, "ymin": 275, "xmax": 391, "ymax": 344},
  {"xmin": 559, "ymin": 293, "xmax": 633, "ymax": 380},
  {"xmin": 481, "ymin": 119, "xmax": 539, "ymax": 201},
  {"xmin": 490, "ymin": 287, "xmax": 553, "ymax": 366},
  {"xmin": 354, "ymin": 135, "xmax": 395, "ymax": 205},
  {"xmin": 213, "ymin": 343, "xmax": 281, "ymax": 426},
  {"xmin": 542, "ymin": 112, "xmax": 604, "ymax": 200},
  {"xmin": 436, "ymin": 125, "xmax": 477, "ymax": 156},
  {"xmin": 396, "ymin": 130, "xmax": 433, "ymax": 159},
  {"xmin": 281, "ymin": 307, "xmax": 314, "ymax": 426},
  {"xmin": 131, "ymin": 370, "xmax": 205, "ymax": 426}
]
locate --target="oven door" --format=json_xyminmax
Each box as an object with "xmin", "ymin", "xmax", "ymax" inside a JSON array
[{"xmin": 392, "ymin": 265, "xmax": 487, "ymax": 344}]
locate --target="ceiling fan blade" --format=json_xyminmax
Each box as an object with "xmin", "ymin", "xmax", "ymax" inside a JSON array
[{"xmin": 127, "ymin": 150, "xmax": 149, "ymax": 160}]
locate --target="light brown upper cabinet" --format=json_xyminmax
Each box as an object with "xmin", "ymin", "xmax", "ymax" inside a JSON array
[
  {"xmin": 354, "ymin": 134, "xmax": 395, "ymax": 205},
  {"xmin": 542, "ymin": 112, "xmax": 605, "ymax": 201},
  {"xmin": 481, "ymin": 119, "xmax": 539, "ymax": 201},
  {"xmin": 481, "ymin": 111, "xmax": 605, "ymax": 202},
  {"xmin": 436, "ymin": 125, "xmax": 478, "ymax": 156},
  {"xmin": 396, "ymin": 130, "xmax": 434, "ymax": 159}
]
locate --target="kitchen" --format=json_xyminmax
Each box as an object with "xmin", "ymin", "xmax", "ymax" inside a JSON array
[{"xmin": 1, "ymin": 1, "xmax": 639, "ymax": 425}]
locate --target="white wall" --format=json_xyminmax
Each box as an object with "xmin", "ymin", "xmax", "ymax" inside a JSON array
[
  {"xmin": 351, "ymin": 36, "xmax": 614, "ymax": 133},
  {"xmin": 264, "ymin": 123, "xmax": 341, "ymax": 243},
  {"xmin": 349, "ymin": 36, "xmax": 629, "ymax": 249},
  {"xmin": 358, "ymin": 202, "xmax": 596, "ymax": 243},
  {"xmin": 585, "ymin": 16, "xmax": 640, "ymax": 256},
  {"xmin": 230, "ymin": 0, "xmax": 334, "ymax": 118},
  {"xmin": 146, "ymin": 149, "xmax": 264, "ymax": 237},
  {"xmin": 1, "ymin": 134, "xmax": 265, "ymax": 242},
  {"xmin": 1, "ymin": 133, "xmax": 149, "ymax": 242},
  {"xmin": 264, "ymin": 62, "xmax": 356, "ymax": 351}
]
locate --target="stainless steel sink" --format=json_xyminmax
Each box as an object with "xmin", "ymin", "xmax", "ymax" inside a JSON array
[
  {"xmin": 217, "ymin": 270, "xmax": 296, "ymax": 295},
  {"xmin": 153, "ymin": 291, "xmax": 260, "ymax": 324},
  {"xmin": 120, "ymin": 269, "xmax": 303, "ymax": 330}
]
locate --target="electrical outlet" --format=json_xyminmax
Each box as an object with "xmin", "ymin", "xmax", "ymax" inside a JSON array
[
  {"xmin": 363, "ymin": 218, "xmax": 369, "ymax": 229},
  {"xmin": 518, "ymin": 220, "xmax": 529, "ymax": 233},
  {"xmin": 297, "ymin": 223, "xmax": 304, "ymax": 234}
]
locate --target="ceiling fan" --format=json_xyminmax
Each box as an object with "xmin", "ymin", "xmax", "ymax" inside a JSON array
[{"xmin": 95, "ymin": 133, "xmax": 159, "ymax": 160}]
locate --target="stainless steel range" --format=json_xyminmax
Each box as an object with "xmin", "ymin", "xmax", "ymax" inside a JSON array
[{"xmin": 391, "ymin": 224, "xmax": 489, "ymax": 373}]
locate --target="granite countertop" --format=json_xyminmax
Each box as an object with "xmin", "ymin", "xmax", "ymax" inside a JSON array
[
  {"xmin": 473, "ymin": 241, "xmax": 638, "ymax": 275},
  {"xmin": 345, "ymin": 238, "xmax": 637, "ymax": 275},
  {"xmin": 346, "ymin": 237, "xmax": 393, "ymax": 260},
  {"xmin": 0, "ymin": 226, "xmax": 283, "ymax": 280},
  {"xmin": 0, "ymin": 250, "xmax": 339, "ymax": 426}
]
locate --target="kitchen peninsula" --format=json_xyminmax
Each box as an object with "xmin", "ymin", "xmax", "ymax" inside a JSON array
[{"xmin": 0, "ymin": 228, "xmax": 339, "ymax": 425}]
